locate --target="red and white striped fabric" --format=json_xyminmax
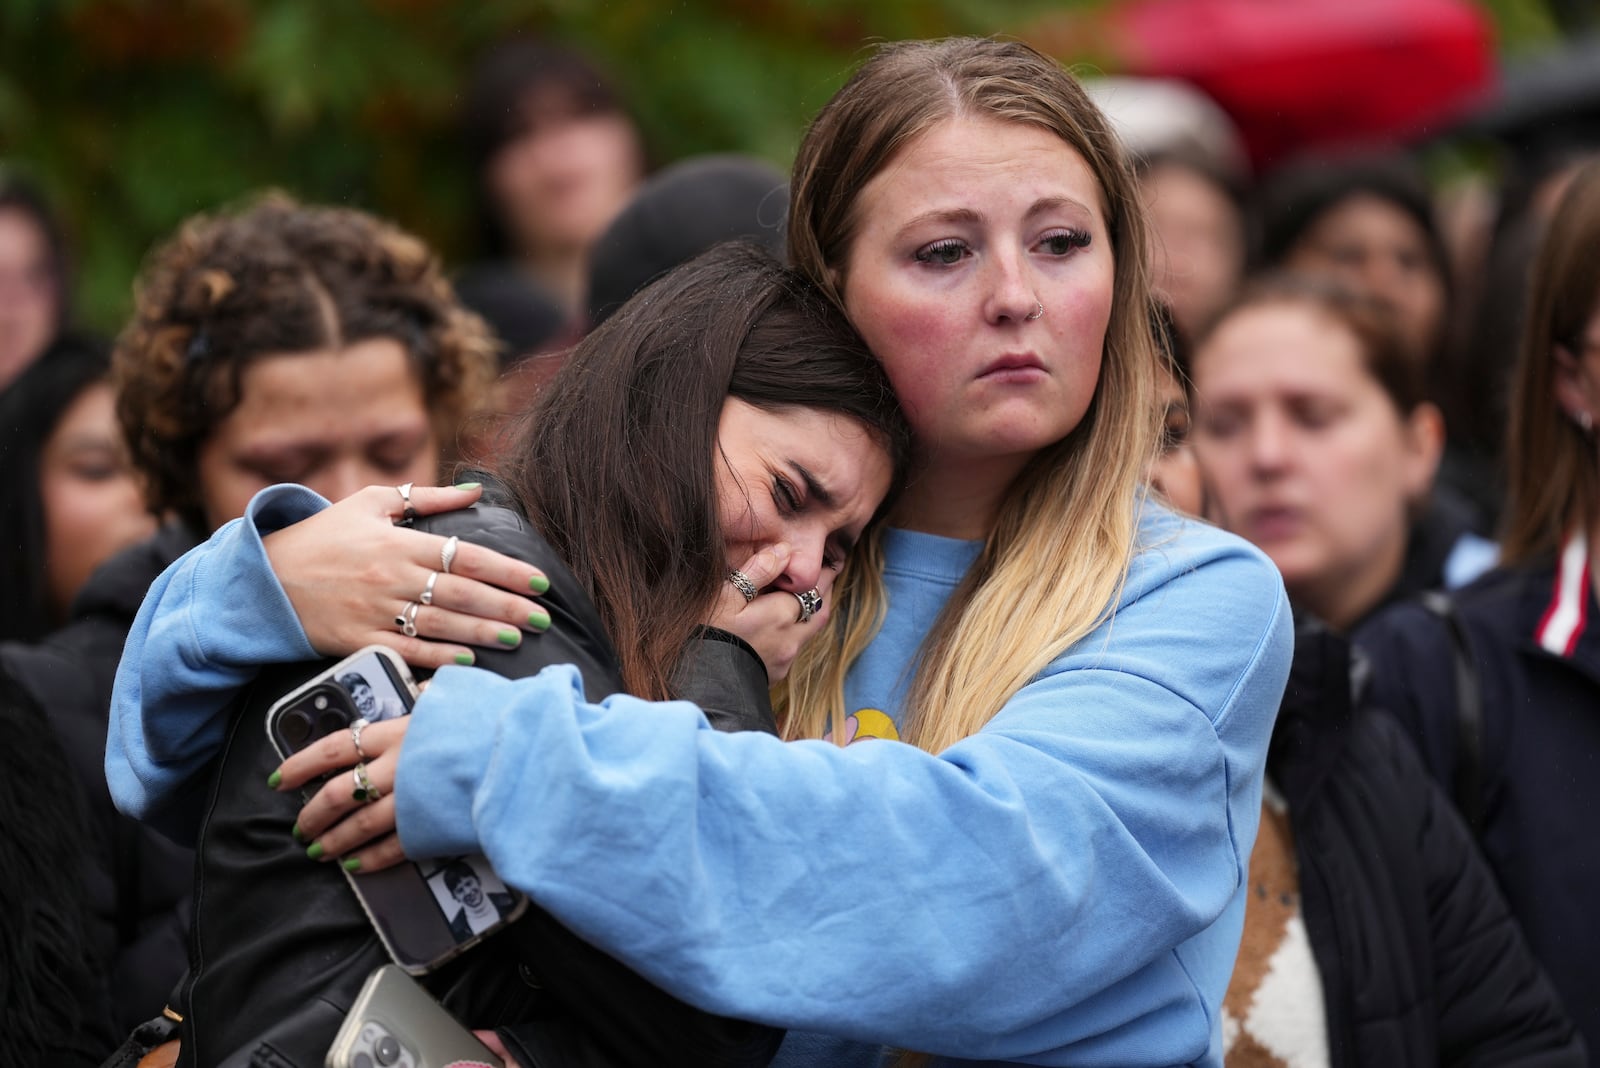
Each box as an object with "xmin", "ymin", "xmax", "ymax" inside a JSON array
[{"xmin": 1535, "ymin": 529, "xmax": 1592, "ymax": 657}]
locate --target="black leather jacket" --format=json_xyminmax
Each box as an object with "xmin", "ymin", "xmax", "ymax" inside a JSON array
[{"xmin": 172, "ymin": 485, "xmax": 782, "ymax": 1068}]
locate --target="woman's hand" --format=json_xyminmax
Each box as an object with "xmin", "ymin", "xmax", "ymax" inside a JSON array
[
  {"xmin": 264, "ymin": 484, "xmax": 552, "ymax": 670},
  {"xmin": 275, "ymin": 715, "xmax": 411, "ymax": 873},
  {"xmin": 709, "ymin": 544, "xmax": 835, "ymax": 681}
]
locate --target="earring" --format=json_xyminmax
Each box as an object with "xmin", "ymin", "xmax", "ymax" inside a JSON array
[{"xmin": 1025, "ymin": 301, "xmax": 1044, "ymax": 321}]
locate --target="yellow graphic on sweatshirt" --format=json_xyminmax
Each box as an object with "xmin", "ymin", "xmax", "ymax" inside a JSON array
[{"xmin": 825, "ymin": 707, "xmax": 900, "ymax": 745}]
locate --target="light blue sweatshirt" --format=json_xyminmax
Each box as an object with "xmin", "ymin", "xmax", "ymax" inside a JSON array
[{"xmin": 107, "ymin": 487, "xmax": 1291, "ymax": 1066}]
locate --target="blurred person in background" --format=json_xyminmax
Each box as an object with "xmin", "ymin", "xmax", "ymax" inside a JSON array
[
  {"xmin": 1185, "ymin": 274, "xmax": 1583, "ymax": 1064},
  {"xmin": 1359, "ymin": 160, "xmax": 1600, "ymax": 1059},
  {"xmin": 1253, "ymin": 154, "xmax": 1495, "ymax": 532},
  {"xmin": 1190, "ymin": 273, "xmax": 1494, "ymax": 635},
  {"xmin": 1139, "ymin": 150, "xmax": 1249, "ymax": 346},
  {"xmin": 0, "ymin": 193, "xmax": 495, "ymax": 1037},
  {"xmin": 0, "ymin": 334, "xmax": 155, "ymax": 644},
  {"xmin": 1147, "ymin": 301, "xmax": 1205, "ymax": 516},
  {"xmin": 462, "ymin": 37, "xmax": 646, "ymax": 330},
  {"xmin": 0, "ymin": 170, "xmax": 72, "ymax": 389}
]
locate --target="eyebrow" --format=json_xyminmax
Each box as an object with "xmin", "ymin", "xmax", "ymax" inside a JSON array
[
  {"xmin": 788, "ymin": 461, "xmax": 836, "ymax": 509},
  {"xmin": 894, "ymin": 197, "xmax": 1097, "ymax": 240}
]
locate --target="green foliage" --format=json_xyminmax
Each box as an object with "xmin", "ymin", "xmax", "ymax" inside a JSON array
[{"xmin": 0, "ymin": 0, "xmax": 1567, "ymax": 332}]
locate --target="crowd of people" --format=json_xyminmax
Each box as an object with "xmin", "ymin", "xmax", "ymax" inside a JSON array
[{"xmin": 1, "ymin": 30, "xmax": 1596, "ymax": 1068}]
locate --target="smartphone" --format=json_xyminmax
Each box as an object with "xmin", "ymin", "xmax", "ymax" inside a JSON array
[
  {"xmin": 326, "ymin": 964, "xmax": 504, "ymax": 1068},
  {"xmin": 266, "ymin": 646, "xmax": 528, "ymax": 975}
]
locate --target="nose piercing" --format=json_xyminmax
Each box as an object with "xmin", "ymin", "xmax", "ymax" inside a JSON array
[{"xmin": 1025, "ymin": 301, "xmax": 1044, "ymax": 321}]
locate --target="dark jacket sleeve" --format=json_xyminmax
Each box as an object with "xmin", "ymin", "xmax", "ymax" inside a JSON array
[
  {"xmin": 1374, "ymin": 713, "xmax": 1586, "ymax": 1065},
  {"xmin": 412, "ymin": 494, "xmax": 783, "ymax": 1067},
  {"xmin": 1354, "ymin": 603, "xmax": 1467, "ymax": 793}
]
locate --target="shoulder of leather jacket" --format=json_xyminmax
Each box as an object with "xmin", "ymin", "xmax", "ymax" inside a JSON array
[{"xmin": 673, "ymin": 628, "xmax": 777, "ymax": 736}]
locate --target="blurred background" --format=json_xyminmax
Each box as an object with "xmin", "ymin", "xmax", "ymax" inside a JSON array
[{"xmin": 0, "ymin": 0, "xmax": 1596, "ymax": 333}]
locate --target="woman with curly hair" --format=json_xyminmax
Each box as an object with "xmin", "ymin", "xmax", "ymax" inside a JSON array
[{"xmin": 2, "ymin": 193, "xmax": 496, "ymax": 1037}]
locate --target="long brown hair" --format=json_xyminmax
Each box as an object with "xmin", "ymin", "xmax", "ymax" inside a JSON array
[
  {"xmin": 1501, "ymin": 161, "xmax": 1600, "ymax": 564},
  {"xmin": 501, "ymin": 242, "xmax": 910, "ymax": 701},
  {"xmin": 781, "ymin": 37, "xmax": 1160, "ymax": 757}
]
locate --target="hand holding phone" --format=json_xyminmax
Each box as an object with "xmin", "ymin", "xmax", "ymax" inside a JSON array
[
  {"xmin": 327, "ymin": 965, "xmax": 504, "ymax": 1068},
  {"xmin": 266, "ymin": 647, "xmax": 527, "ymax": 974}
]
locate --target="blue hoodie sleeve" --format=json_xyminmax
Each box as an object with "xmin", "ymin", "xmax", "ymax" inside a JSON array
[
  {"xmin": 394, "ymin": 527, "xmax": 1290, "ymax": 1065},
  {"xmin": 105, "ymin": 485, "xmax": 326, "ymax": 835}
]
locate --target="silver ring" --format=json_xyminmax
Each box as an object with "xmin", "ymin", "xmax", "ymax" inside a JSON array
[
  {"xmin": 1025, "ymin": 301, "xmax": 1044, "ymax": 321},
  {"xmin": 794, "ymin": 588, "xmax": 823, "ymax": 623},
  {"xmin": 727, "ymin": 569, "xmax": 758, "ymax": 604},
  {"xmin": 393, "ymin": 601, "xmax": 420, "ymax": 638},
  {"xmin": 420, "ymin": 570, "xmax": 440, "ymax": 606},
  {"xmin": 395, "ymin": 482, "xmax": 418, "ymax": 526},
  {"xmin": 352, "ymin": 762, "xmax": 381, "ymax": 804},
  {"xmin": 349, "ymin": 717, "xmax": 370, "ymax": 761},
  {"xmin": 440, "ymin": 535, "xmax": 460, "ymax": 575}
]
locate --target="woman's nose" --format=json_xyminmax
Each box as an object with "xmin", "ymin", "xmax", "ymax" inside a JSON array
[
  {"xmin": 984, "ymin": 251, "xmax": 1039, "ymax": 324},
  {"xmin": 771, "ymin": 536, "xmax": 824, "ymax": 594}
]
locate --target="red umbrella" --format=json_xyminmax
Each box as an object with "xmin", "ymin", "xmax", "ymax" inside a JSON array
[{"xmin": 1098, "ymin": 0, "xmax": 1497, "ymax": 169}]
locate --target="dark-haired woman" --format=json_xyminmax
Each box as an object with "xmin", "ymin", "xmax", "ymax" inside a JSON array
[
  {"xmin": 0, "ymin": 171, "xmax": 71, "ymax": 388},
  {"xmin": 0, "ymin": 333, "xmax": 154, "ymax": 644},
  {"xmin": 108, "ymin": 241, "xmax": 907, "ymax": 1067},
  {"xmin": 1359, "ymin": 160, "xmax": 1600, "ymax": 1058}
]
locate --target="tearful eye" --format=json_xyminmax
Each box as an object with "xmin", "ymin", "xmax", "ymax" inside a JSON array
[
  {"xmin": 1040, "ymin": 229, "xmax": 1091, "ymax": 256},
  {"xmin": 915, "ymin": 239, "xmax": 967, "ymax": 266}
]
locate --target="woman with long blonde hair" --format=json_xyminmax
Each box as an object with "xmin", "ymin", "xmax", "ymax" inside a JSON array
[{"xmin": 108, "ymin": 38, "xmax": 1291, "ymax": 1066}]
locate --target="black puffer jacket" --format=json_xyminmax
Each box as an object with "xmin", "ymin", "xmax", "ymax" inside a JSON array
[
  {"xmin": 1274, "ymin": 620, "xmax": 1584, "ymax": 1066},
  {"xmin": 173, "ymin": 485, "xmax": 782, "ymax": 1068},
  {"xmin": 0, "ymin": 522, "xmax": 202, "ymax": 1034}
]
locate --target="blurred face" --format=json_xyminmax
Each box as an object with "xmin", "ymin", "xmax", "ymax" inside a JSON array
[
  {"xmin": 1555, "ymin": 303, "xmax": 1600, "ymax": 451},
  {"xmin": 1142, "ymin": 163, "xmax": 1245, "ymax": 343},
  {"xmin": 449, "ymin": 872, "xmax": 484, "ymax": 909},
  {"xmin": 1191, "ymin": 301, "xmax": 1438, "ymax": 628},
  {"xmin": 196, "ymin": 338, "xmax": 438, "ymax": 530},
  {"xmin": 39, "ymin": 382, "xmax": 157, "ymax": 621},
  {"xmin": 0, "ymin": 209, "xmax": 60, "ymax": 389},
  {"xmin": 1146, "ymin": 365, "xmax": 1204, "ymax": 516},
  {"xmin": 1286, "ymin": 194, "xmax": 1446, "ymax": 362},
  {"xmin": 714, "ymin": 398, "xmax": 892, "ymax": 598},
  {"xmin": 487, "ymin": 95, "xmax": 643, "ymax": 259},
  {"xmin": 840, "ymin": 117, "xmax": 1114, "ymax": 482}
]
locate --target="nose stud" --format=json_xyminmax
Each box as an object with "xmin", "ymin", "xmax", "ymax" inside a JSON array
[{"xmin": 1025, "ymin": 301, "xmax": 1044, "ymax": 321}]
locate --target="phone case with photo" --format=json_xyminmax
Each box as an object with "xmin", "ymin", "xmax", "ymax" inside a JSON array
[
  {"xmin": 265, "ymin": 646, "xmax": 528, "ymax": 975},
  {"xmin": 326, "ymin": 964, "xmax": 503, "ymax": 1068}
]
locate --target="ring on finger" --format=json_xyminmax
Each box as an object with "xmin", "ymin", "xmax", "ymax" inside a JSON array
[
  {"xmin": 727, "ymin": 569, "xmax": 758, "ymax": 604},
  {"xmin": 440, "ymin": 535, "xmax": 460, "ymax": 575},
  {"xmin": 420, "ymin": 570, "xmax": 440, "ymax": 606},
  {"xmin": 794, "ymin": 588, "xmax": 823, "ymax": 623},
  {"xmin": 395, "ymin": 482, "xmax": 418, "ymax": 527},
  {"xmin": 352, "ymin": 762, "xmax": 382, "ymax": 804},
  {"xmin": 349, "ymin": 717, "xmax": 370, "ymax": 761},
  {"xmin": 393, "ymin": 601, "xmax": 421, "ymax": 638}
]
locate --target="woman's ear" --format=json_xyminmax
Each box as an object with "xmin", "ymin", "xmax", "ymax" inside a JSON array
[
  {"xmin": 1401, "ymin": 401, "xmax": 1446, "ymax": 501},
  {"xmin": 1552, "ymin": 343, "xmax": 1595, "ymax": 428}
]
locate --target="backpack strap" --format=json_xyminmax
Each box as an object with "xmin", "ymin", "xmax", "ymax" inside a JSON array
[{"xmin": 1418, "ymin": 591, "xmax": 1486, "ymax": 835}]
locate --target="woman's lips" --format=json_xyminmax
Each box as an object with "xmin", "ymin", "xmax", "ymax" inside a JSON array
[
  {"xmin": 978, "ymin": 354, "xmax": 1046, "ymax": 382},
  {"xmin": 1246, "ymin": 506, "xmax": 1304, "ymax": 541}
]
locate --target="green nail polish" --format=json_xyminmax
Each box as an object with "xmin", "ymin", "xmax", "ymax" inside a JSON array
[
  {"xmin": 306, "ymin": 842, "xmax": 325, "ymax": 861},
  {"xmin": 267, "ymin": 769, "xmax": 282, "ymax": 789},
  {"xmin": 528, "ymin": 609, "xmax": 550, "ymax": 631},
  {"xmin": 454, "ymin": 651, "xmax": 475, "ymax": 666},
  {"xmin": 454, "ymin": 481, "xmax": 482, "ymax": 490},
  {"xmin": 497, "ymin": 629, "xmax": 519, "ymax": 647},
  {"xmin": 529, "ymin": 573, "xmax": 550, "ymax": 594},
  {"xmin": 291, "ymin": 823, "xmax": 303, "ymax": 842},
  {"xmin": 342, "ymin": 857, "xmax": 362, "ymax": 873}
]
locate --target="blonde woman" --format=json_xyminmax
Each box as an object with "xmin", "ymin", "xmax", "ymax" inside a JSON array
[{"xmin": 108, "ymin": 39, "xmax": 1291, "ymax": 1067}]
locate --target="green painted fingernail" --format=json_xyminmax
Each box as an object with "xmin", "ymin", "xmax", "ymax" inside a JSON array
[
  {"xmin": 267, "ymin": 770, "xmax": 282, "ymax": 789},
  {"xmin": 342, "ymin": 857, "xmax": 362, "ymax": 873},
  {"xmin": 454, "ymin": 651, "xmax": 475, "ymax": 666},
  {"xmin": 529, "ymin": 573, "xmax": 550, "ymax": 594},
  {"xmin": 497, "ymin": 629, "xmax": 519, "ymax": 647},
  {"xmin": 291, "ymin": 823, "xmax": 303, "ymax": 842},
  {"xmin": 454, "ymin": 481, "xmax": 481, "ymax": 490},
  {"xmin": 306, "ymin": 841, "xmax": 324, "ymax": 861},
  {"xmin": 528, "ymin": 609, "xmax": 550, "ymax": 631}
]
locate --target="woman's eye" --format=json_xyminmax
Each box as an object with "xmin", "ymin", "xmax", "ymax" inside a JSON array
[
  {"xmin": 772, "ymin": 475, "xmax": 800, "ymax": 514},
  {"xmin": 1039, "ymin": 229, "xmax": 1091, "ymax": 256},
  {"xmin": 914, "ymin": 239, "xmax": 968, "ymax": 266}
]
